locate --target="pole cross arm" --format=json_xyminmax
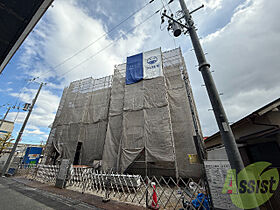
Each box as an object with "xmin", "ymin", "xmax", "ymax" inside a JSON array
[{"xmin": 162, "ymin": 13, "xmax": 190, "ymax": 30}]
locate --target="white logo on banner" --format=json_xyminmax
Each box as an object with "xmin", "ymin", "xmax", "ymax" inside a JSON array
[
  {"xmin": 143, "ymin": 48, "xmax": 163, "ymax": 79},
  {"xmin": 147, "ymin": 56, "xmax": 158, "ymax": 64}
]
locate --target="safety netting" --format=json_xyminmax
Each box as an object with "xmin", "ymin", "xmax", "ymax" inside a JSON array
[
  {"xmin": 45, "ymin": 48, "xmax": 203, "ymax": 178},
  {"xmin": 45, "ymin": 76, "xmax": 112, "ymax": 166}
]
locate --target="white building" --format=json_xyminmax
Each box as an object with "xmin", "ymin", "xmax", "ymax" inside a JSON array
[{"xmin": 0, "ymin": 120, "xmax": 14, "ymax": 139}]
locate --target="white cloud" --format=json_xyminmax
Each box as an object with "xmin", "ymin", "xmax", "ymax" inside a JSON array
[
  {"xmin": 7, "ymin": 112, "xmax": 27, "ymax": 124},
  {"xmin": 8, "ymin": 88, "xmax": 60, "ymax": 128},
  {"xmin": 185, "ymin": 0, "xmax": 280, "ymax": 135},
  {"xmin": 19, "ymin": 0, "xmax": 153, "ymax": 85},
  {"xmin": 0, "ymin": 88, "xmax": 13, "ymax": 92},
  {"xmin": 19, "ymin": 0, "xmax": 179, "ymax": 85},
  {"xmin": 11, "ymin": 0, "xmax": 163, "ymax": 143},
  {"xmin": 15, "ymin": 0, "xmax": 280, "ymax": 141},
  {"xmin": 25, "ymin": 129, "xmax": 45, "ymax": 135},
  {"xmin": 187, "ymin": 0, "xmax": 223, "ymax": 10},
  {"xmin": 26, "ymin": 124, "xmax": 41, "ymax": 130}
]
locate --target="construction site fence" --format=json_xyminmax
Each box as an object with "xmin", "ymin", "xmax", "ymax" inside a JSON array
[{"xmin": 16, "ymin": 164, "xmax": 210, "ymax": 210}]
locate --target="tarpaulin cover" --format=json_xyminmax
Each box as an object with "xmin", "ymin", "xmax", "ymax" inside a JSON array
[
  {"xmin": 45, "ymin": 48, "xmax": 203, "ymax": 178},
  {"xmin": 45, "ymin": 76, "xmax": 112, "ymax": 165},
  {"xmin": 126, "ymin": 48, "xmax": 163, "ymax": 85},
  {"xmin": 102, "ymin": 65, "xmax": 125, "ymax": 170},
  {"xmin": 80, "ymin": 121, "xmax": 108, "ymax": 165},
  {"xmin": 163, "ymin": 51, "xmax": 202, "ymax": 177},
  {"xmin": 126, "ymin": 53, "xmax": 143, "ymax": 85},
  {"xmin": 142, "ymin": 48, "xmax": 163, "ymax": 79},
  {"xmin": 119, "ymin": 75, "xmax": 176, "ymax": 173}
]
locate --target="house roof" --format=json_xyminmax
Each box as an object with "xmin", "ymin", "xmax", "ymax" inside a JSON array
[
  {"xmin": 0, "ymin": 0, "xmax": 53, "ymax": 74},
  {"xmin": 205, "ymin": 97, "xmax": 280, "ymax": 143}
]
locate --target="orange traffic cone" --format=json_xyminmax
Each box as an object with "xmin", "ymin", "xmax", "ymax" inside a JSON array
[
  {"xmin": 228, "ymin": 179, "xmax": 233, "ymax": 194},
  {"xmin": 151, "ymin": 182, "xmax": 159, "ymax": 209}
]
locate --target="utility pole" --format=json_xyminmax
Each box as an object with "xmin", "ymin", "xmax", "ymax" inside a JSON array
[
  {"xmin": 177, "ymin": 0, "xmax": 245, "ymax": 173},
  {"xmin": 162, "ymin": 0, "xmax": 245, "ymax": 175},
  {"xmin": 161, "ymin": 0, "xmax": 245, "ymax": 175},
  {"xmin": 0, "ymin": 107, "xmax": 11, "ymax": 129},
  {"xmin": 1, "ymin": 82, "xmax": 44, "ymax": 176},
  {"xmin": 161, "ymin": 1, "xmax": 259, "ymax": 209}
]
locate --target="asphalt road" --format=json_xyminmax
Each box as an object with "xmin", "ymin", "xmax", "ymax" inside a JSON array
[{"xmin": 0, "ymin": 177, "xmax": 100, "ymax": 210}]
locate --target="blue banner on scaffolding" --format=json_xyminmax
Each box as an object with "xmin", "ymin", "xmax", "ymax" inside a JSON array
[{"xmin": 126, "ymin": 48, "xmax": 162, "ymax": 85}]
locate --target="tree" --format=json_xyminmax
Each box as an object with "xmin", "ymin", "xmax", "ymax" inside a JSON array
[{"xmin": 0, "ymin": 133, "xmax": 15, "ymax": 156}]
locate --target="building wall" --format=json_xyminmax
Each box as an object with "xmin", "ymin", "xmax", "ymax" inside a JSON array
[
  {"xmin": 205, "ymin": 104, "xmax": 280, "ymax": 168},
  {"xmin": 0, "ymin": 121, "xmax": 14, "ymax": 138},
  {"xmin": 205, "ymin": 108, "xmax": 280, "ymax": 148},
  {"xmin": 0, "ymin": 153, "xmax": 13, "ymax": 172}
]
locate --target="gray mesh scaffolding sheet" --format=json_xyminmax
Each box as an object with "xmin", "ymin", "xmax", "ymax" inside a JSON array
[
  {"xmin": 102, "ymin": 64, "xmax": 125, "ymax": 171},
  {"xmin": 119, "ymin": 77, "xmax": 176, "ymax": 175},
  {"xmin": 102, "ymin": 48, "xmax": 202, "ymax": 178},
  {"xmin": 45, "ymin": 48, "xmax": 203, "ymax": 178},
  {"xmin": 162, "ymin": 48, "xmax": 202, "ymax": 178},
  {"xmin": 45, "ymin": 76, "xmax": 112, "ymax": 165}
]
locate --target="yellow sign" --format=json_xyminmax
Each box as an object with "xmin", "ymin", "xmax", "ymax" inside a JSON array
[{"xmin": 188, "ymin": 154, "xmax": 199, "ymax": 164}]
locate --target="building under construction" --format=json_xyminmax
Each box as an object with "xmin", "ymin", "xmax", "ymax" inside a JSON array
[{"xmin": 44, "ymin": 48, "xmax": 204, "ymax": 178}]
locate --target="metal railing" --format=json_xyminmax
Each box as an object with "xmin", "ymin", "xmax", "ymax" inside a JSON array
[
  {"xmin": 18, "ymin": 164, "xmax": 60, "ymax": 184},
  {"xmin": 16, "ymin": 164, "xmax": 210, "ymax": 210}
]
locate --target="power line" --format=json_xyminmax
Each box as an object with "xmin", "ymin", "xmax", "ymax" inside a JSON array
[
  {"xmin": 6, "ymin": 77, "xmax": 36, "ymax": 108},
  {"xmin": 13, "ymin": 80, "xmax": 32, "ymax": 107},
  {"xmin": 1, "ymin": 0, "xmax": 159, "ymax": 110},
  {"xmin": 0, "ymin": 77, "xmax": 40, "ymax": 123},
  {"xmin": 13, "ymin": 103, "xmax": 21, "ymax": 122},
  {"xmin": 57, "ymin": 6, "xmax": 163, "ymax": 78},
  {"xmin": 36, "ymin": 1, "xmax": 156, "ymax": 79},
  {"xmin": 5, "ymin": 1, "xmax": 166, "ymax": 97},
  {"xmin": 0, "ymin": 78, "xmax": 28, "ymax": 107},
  {"xmin": 162, "ymin": 0, "xmax": 173, "ymax": 14},
  {"xmin": 2, "ymin": 0, "xmax": 154, "ymax": 125}
]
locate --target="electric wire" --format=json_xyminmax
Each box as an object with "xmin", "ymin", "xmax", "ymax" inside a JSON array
[
  {"xmin": 160, "ymin": 0, "xmax": 177, "ymax": 48},
  {"xmin": 0, "ymin": 78, "xmax": 31, "ymax": 122},
  {"xmin": 2, "ymin": 1, "xmax": 159, "ymax": 114},
  {"xmin": 36, "ymin": 0, "xmax": 157, "ymax": 79},
  {"xmin": 163, "ymin": 0, "xmax": 173, "ymax": 14},
  {"xmin": 57, "ymin": 5, "xmax": 164, "ymax": 79},
  {"xmin": 159, "ymin": 4, "xmax": 169, "ymax": 31},
  {"xmin": 0, "ymin": 78, "xmax": 28, "ymax": 107},
  {"xmin": 2, "ymin": 1, "xmax": 167, "ymax": 124},
  {"xmin": 13, "ymin": 103, "xmax": 21, "ymax": 122},
  {"xmin": 13, "ymin": 80, "xmax": 32, "ymax": 107}
]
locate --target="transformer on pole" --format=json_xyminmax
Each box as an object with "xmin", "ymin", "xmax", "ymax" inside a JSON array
[{"xmin": 160, "ymin": 1, "xmax": 260, "ymax": 209}]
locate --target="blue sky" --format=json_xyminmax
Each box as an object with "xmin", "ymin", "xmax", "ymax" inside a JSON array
[{"xmin": 0, "ymin": 0, "xmax": 279, "ymax": 144}]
